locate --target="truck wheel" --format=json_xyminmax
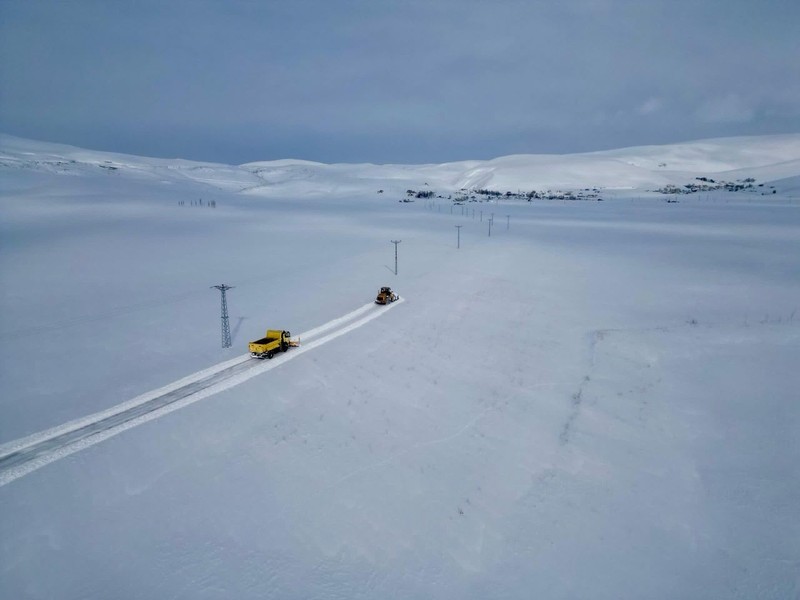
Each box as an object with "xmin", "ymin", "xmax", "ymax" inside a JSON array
[{"xmin": 267, "ymin": 350, "xmax": 275, "ymax": 359}]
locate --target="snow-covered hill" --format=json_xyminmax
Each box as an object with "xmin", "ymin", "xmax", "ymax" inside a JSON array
[
  {"xmin": 3, "ymin": 133, "xmax": 800, "ymax": 195},
  {"xmin": 1, "ymin": 134, "xmax": 799, "ymax": 599}
]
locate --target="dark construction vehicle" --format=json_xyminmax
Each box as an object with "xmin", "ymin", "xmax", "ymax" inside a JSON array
[{"xmin": 375, "ymin": 286, "xmax": 399, "ymax": 305}]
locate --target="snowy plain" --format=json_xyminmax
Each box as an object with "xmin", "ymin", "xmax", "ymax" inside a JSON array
[{"xmin": 1, "ymin": 133, "xmax": 799, "ymax": 598}]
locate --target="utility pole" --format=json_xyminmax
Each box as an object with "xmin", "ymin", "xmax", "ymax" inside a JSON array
[
  {"xmin": 506, "ymin": 214, "xmax": 510, "ymax": 230},
  {"xmin": 211, "ymin": 284, "xmax": 234, "ymax": 348},
  {"xmin": 455, "ymin": 225, "xmax": 462, "ymax": 249},
  {"xmin": 488, "ymin": 217, "xmax": 493, "ymax": 237},
  {"xmin": 390, "ymin": 240, "xmax": 401, "ymax": 275}
]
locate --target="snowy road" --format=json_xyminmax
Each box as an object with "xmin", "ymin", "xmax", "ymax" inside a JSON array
[{"xmin": 0, "ymin": 299, "xmax": 404, "ymax": 486}]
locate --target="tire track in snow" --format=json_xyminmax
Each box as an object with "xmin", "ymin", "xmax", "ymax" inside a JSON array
[{"xmin": 0, "ymin": 299, "xmax": 404, "ymax": 486}]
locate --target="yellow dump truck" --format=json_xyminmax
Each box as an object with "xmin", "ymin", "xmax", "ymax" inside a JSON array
[
  {"xmin": 375, "ymin": 286, "xmax": 399, "ymax": 305},
  {"xmin": 249, "ymin": 330, "xmax": 299, "ymax": 359}
]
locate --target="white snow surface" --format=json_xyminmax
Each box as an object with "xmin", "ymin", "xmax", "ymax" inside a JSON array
[
  {"xmin": 1, "ymin": 134, "xmax": 799, "ymax": 598},
  {"xmin": 0, "ymin": 300, "xmax": 404, "ymax": 487}
]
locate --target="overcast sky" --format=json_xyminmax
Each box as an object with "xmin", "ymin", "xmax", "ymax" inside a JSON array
[{"xmin": 1, "ymin": 0, "xmax": 798, "ymax": 164}]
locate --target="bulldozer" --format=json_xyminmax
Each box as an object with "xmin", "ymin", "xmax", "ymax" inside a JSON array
[{"xmin": 375, "ymin": 286, "xmax": 399, "ymax": 305}]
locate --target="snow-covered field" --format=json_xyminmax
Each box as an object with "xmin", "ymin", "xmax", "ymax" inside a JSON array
[{"xmin": 1, "ymin": 134, "xmax": 799, "ymax": 598}]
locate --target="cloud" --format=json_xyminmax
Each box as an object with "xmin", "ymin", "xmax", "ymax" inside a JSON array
[
  {"xmin": 1, "ymin": 0, "xmax": 798, "ymax": 163},
  {"xmin": 637, "ymin": 97, "xmax": 665, "ymax": 116},
  {"xmin": 695, "ymin": 94, "xmax": 756, "ymax": 124}
]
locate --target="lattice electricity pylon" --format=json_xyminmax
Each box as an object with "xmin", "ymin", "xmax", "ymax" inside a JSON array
[
  {"xmin": 211, "ymin": 284, "xmax": 234, "ymax": 348},
  {"xmin": 390, "ymin": 240, "xmax": 401, "ymax": 275}
]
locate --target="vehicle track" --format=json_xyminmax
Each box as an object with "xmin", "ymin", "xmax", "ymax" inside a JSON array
[
  {"xmin": 0, "ymin": 360, "xmax": 253, "ymax": 474},
  {"xmin": 0, "ymin": 299, "xmax": 403, "ymax": 486}
]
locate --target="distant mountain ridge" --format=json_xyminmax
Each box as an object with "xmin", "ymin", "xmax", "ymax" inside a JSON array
[{"xmin": 2, "ymin": 133, "xmax": 799, "ymax": 195}]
